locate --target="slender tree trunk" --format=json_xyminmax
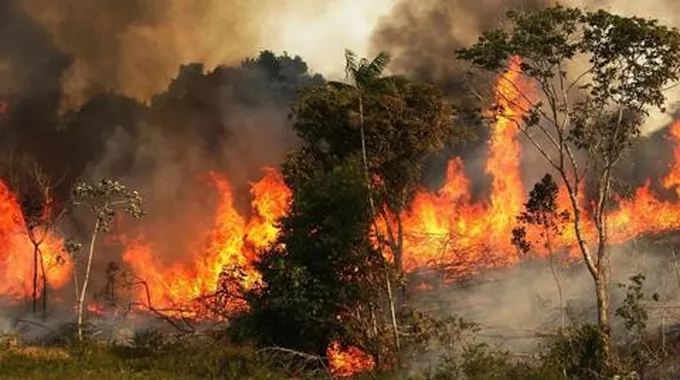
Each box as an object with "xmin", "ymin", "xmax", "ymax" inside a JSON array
[
  {"xmin": 370, "ymin": 307, "xmax": 381, "ymax": 368},
  {"xmin": 357, "ymin": 92, "xmax": 401, "ymax": 363},
  {"xmin": 39, "ymin": 248, "xmax": 48, "ymax": 319},
  {"xmin": 563, "ymin": 177, "xmax": 612, "ymax": 365},
  {"xmin": 384, "ymin": 270, "xmax": 400, "ymax": 358},
  {"xmin": 544, "ymin": 228, "xmax": 564, "ymax": 330},
  {"xmin": 595, "ymin": 269, "xmax": 611, "ymax": 360},
  {"xmin": 594, "ymin": 168, "xmax": 613, "ymax": 365},
  {"xmin": 77, "ymin": 219, "xmax": 100, "ymax": 342},
  {"xmin": 32, "ymin": 243, "xmax": 38, "ymax": 314}
]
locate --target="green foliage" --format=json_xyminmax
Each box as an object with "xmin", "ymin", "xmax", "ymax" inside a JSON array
[
  {"xmin": 511, "ymin": 174, "xmax": 570, "ymax": 254},
  {"xmin": 241, "ymin": 50, "xmax": 325, "ymax": 99},
  {"xmin": 457, "ymin": 5, "xmax": 680, "ymax": 164},
  {"xmin": 615, "ymin": 273, "xmax": 663, "ymax": 377},
  {"xmin": 540, "ymin": 324, "xmax": 610, "ymax": 379},
  {"xmin": 343, "ymin": 49, "xmax": 392, "ymax": 90},
  {"xmin": 237, "ymin": 158, "xmax": 383, "ymax": 355},
  {"xmin": 287, "ymin": 56, "xmax": 468, "ymax": 213},
  {"xmin": 397, "ymin": 307, "xmax": 479, "ymax": 361},
  {"xmin": 616, "ymin": 273, "xmax": 648, "ymax": 334}
]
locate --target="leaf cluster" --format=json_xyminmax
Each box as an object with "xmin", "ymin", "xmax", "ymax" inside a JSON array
[
  {"xmin": 458, "ymin": 5, "xmax": 680, "ymax": 164},
  {"xmin": 72, "ymin": 179, "xmax": 145, "ymax": 232},
  {"xmin": 240, "ymin": 159, "xmax": 384, "ymax": 355},
  {"xmin": 511, "ymin": 174, "xmax": 570, "ymax": 254},
  {"xmin": 288, "ymin": 71, "xmax": 464, "ymax": 211}
]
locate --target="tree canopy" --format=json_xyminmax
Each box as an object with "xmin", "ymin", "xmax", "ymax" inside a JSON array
[{"xmin": 241, "ymin": 159, "xmax": 383, "ymax": 355}]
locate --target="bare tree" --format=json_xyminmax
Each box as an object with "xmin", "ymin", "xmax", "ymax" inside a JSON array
[
  {"xmin": 458, "ymin": 5, "xmax": 680, "ymax": 363},
  {"xmin": 1, "ymin": 154, "xmax": 67, "ymax": 318}
]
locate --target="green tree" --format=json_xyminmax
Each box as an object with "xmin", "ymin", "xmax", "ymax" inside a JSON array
[
  {"xmin": 241, "ymin": 159, "xmax": 385, "ymax": 360},
  {"xmin": 511, "ymin": 174, "xmax": 570, "ymax": 329},
  {"xmin": 288, "ymin": 50, "xmax": 468, "ymax": 277},
  {"xmin": 458, "ymin": 5, "xmax": 680, "ymax": 363},
  {"xmin": 71, "ymin": 179, "xmax": 144, "ymax": 342},
  {"xmin": 285, "ymin": 51, "xmax": 469, "ymax": 362}
]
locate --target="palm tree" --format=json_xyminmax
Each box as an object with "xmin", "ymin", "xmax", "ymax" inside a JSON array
[
  {"xmin": 341, "ymin": 49, "xmax": 391, "ymax": 201},
  {"xmin": 336, "ymin": 49, "xmax": 401, "ymax": 360}
]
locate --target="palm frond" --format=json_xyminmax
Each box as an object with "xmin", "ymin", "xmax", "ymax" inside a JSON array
[
  {"xmin": 344, "ymin": 49, "xmax": 359, "ymax": 81},
  {"xmin": 367, "ymin": 52, "xmax": 392, "ymax": 77}
]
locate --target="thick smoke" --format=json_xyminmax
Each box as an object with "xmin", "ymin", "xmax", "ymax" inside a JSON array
[
  {"xmin": 15, "ymin": 0, "xmax": 392, "ymax": 112},
  {"xmin": 1, "ymin": 0, "xmax": 325, "ymax": 303},
  {"xmin": 17, "ymin": 0, "xmax": 277, "ymax": 111},
  {"xmin": 370, "ymin": 0, "xmax": 546, "ymax": 89}
]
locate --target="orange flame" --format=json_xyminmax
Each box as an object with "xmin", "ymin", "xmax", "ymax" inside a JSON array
[
  {"xmin": 121, "ymin": 167, "xmax": 291, "ymax": 316},
  {"xmin": 391, "ymin": 57, "xmax": 532, "ymax": 274},
  {"xmin": 326, "ymin": 341, "xmax": 375, "ymax": 378},
  {"xmin": 396, "ymin": 59, "xmax": 680, "ymax": 277},
  {"xmin": 0, "ymin": 180, "xmax": 71, "ymax": 300}
]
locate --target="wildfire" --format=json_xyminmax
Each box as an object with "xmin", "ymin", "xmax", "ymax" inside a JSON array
[
  {"xmin": 3, "ymin": 56, "xmax": 680, "ymax": 376},
  {"xmin": 326, "ymin": 341, "xmax": 376, "ymax": 378},
  {"xmin": 389, "ymin": 57, "xmax": 532, "ymax": 274},
  {"xmin": 395, "ymin": 61, "xmax": 680, "ymax": 276},
  {"xmin": 0, "ymin": 180, "xmax": 70, "ymax": 300},
  {"xmin": 120, "ymin": 167, "xmax": 291, "ymax": 316}
]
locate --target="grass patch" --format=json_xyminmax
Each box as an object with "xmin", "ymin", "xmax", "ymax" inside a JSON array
[{"xmin": 0, "ymin": 341, "xmax": 295, "ymax": 380}]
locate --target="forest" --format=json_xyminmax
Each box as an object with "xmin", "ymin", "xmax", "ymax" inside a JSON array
[{"xmin": 3, "ymin": 2, "xmax": 680, "ymax": 379}]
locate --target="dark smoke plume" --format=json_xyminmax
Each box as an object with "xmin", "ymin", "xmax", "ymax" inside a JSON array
[
  {"xmin": 2, "ymin": 0, "xmax": 325, "ymax": 283},
  {"xmin": 16, "ymin": 0, "xmax": 313, "ymax": 112}
]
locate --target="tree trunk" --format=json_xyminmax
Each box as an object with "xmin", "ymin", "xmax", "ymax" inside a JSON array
[
  {"xmin": 39, "ymin": 248, "xmax": 47, "ymax": 319},
  {"xmin": 545, "ymin": 228, "xmax": 564, "ymax": 330},
  {"xmin": 594, "ymin": 168, "xmax": 613, "ymax": 365},
  {"xmin": 385, "ymin": 269, "xmax": 401, "ymax": 359},
  {"xmin": 595, "ymin": 272, "xmax": 611, "ymax": 363},
  {"xmin": 32, "ymin": 243, "xmax": 38, "ymax": 314},
  {"xmin": 563, "ymin": 178, "xmax": 612, "ymax": 365},
  {"xmin": 357, "ymin": 92, "xmax": 401, "ymax": 363},
  {"xmin": 77, "ymin": 219, "xmax": 99, "ymax": 342}
]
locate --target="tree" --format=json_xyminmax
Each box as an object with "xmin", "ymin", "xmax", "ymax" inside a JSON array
[
  {"xmin": 286, "ymin": 50, "xmax": 469, "ymax": 362},
  {"xmin": 240, "ymin": 159, "xmax": 386, "ymax": 362},
  {"xmin": 511, "ymin": 174, "xmax": 570, "ymax": 328},
  {"xmin": 1, "ymin": 153, "xmax": 66, "ymax": 318},
  {"xmin": 288, "ymin": 50, "xmax": 468, "ymax": 278},
  {"xmin": 457, "ymin": 5, "xmax": 680, "ymax": 363},
  {"xmin": 71, "ymin": 179, "xmax": 144, "ymax": 341}
]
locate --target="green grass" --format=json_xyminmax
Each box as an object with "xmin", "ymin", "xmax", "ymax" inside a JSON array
[{"xmin": 0, "ymin": 342, "xmax": 295, "ymax": 380}]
